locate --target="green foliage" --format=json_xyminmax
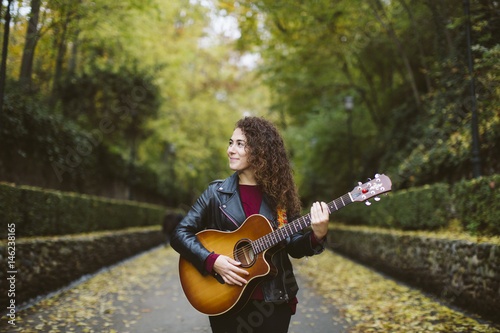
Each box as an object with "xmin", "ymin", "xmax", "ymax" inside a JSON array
[
  {"xmin": 334, "ymin": 175, "xmax": 500, "ymax": 235},
  {"xmin": 335, "ymin": 183, "xmax": 450, "ymax": 231},
  {"xmin": 0, "ymin": 84, "xmax": 182, "ymax": 204},
  {"xmin": 452, "ymin": 174, "xmax": 500, "ymax": 235},
  {"xmin": 3, "ymin": 0, "xmax": 500, "ymax": 225},
  {"xmin": 285, "ymin": 106, "xmax": 375, "ymax": 200},
  {"xmin": 59, "ymin": 63, "xmax": 161, "ymax": 146},
  {"xmin": 0, "ymin": 182, "xmax": 166, "ymax": 238},
  {"xmin": 221, "ymin": 0, "xmax": 500, "ymax": 197},
  {"xmin": 0, "ymin": 181, "xmax": 23, "ymax": 227},
  {"xmin": 376, "ymin": 184, "xmax": 450, "ymax": 230},
  {"xmin": 2, "ymin": 0, "xmax": 272, "ymax": 204},
  {"xmin": 391, "ymin": 44, "xmax": 500, "ymax": 188}
]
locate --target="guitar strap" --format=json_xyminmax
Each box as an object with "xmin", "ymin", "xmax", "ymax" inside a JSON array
[{"xmin": 277, "ymin": 207, "xmax": 287, "ymax": 229}]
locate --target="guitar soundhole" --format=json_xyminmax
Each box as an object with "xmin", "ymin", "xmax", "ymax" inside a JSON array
[{"xmin": 234, "ymin": 239, "xmax": 256, "ymax": 268}]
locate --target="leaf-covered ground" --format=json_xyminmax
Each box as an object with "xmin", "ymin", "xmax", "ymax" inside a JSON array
[
  {"xmin": 292, "ymin": 250, "xmax": 500, "ymax": 332},
  {"xmin": 1, "ymin": 246, "xmax": 499, "ymax": 332},
  {"xmin": 1, "ymin": 246, "xmax": 209, "ymax": 333},
  {"xmin": 0, "ymin": 246, "xmax": 346, "ymax": 332}
]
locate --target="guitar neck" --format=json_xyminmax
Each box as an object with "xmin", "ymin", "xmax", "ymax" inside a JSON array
[{"xmin": 252, "ymin": 192, "xmax": 353, "ymax": 254}]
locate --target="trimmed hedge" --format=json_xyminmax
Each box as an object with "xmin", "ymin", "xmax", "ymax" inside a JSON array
[
  {"xmin": 0, "ymin": 226, "xmax": 165, "ymax": 307},
  {"xmin": 333, "ymin": 174, "xmax": 500, "ymax": 235},
  {"xmin": 453, "ymin": 174, "xmax": 500, "ymax": 235},
  {"xmin": 334, "ymin": 183, "xmax": 450, "ymax": 231},
  {"xmin": 372, "ymin": 183, "xmax": 450, "ymax": 230},
  {"xmin": 0, "ymin": 182, "xmax": 165, "ymax": 238}
]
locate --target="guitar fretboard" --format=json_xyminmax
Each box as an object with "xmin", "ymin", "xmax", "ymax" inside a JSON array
[{"xmin": 251, "ymin": 193, "xmax": 352, "ymax": 254}]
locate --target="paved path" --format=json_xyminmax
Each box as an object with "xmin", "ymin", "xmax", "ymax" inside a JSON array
[
  {"xmin": 3, "ymin": 245, "xmax": 497, "ymax": 332},
  {"xmin": 0, "ymin": 246, "xmax": 349, "ymax": 333}
]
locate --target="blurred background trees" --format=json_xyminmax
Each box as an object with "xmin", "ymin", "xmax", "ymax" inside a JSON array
[
  {"xmin": 221, "ymin": 0, "xmax": 499, "ymax": 201},
  {"xmin": 0, "ymin": 0, "xmax": 498, "ymax": 208},
  {"xmin": 0, "ymin": 0, "xmax": 267, "ymax": 205}
]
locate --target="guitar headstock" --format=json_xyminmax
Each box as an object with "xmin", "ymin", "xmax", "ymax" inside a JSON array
[{"xmin": 350, "ymin": 174, "xmax": 392, "ymax": 205}]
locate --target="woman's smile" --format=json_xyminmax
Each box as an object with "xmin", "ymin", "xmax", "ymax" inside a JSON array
[{"xmin": 227, "ymin": 128, "xmax": 250, "ymax": 172}]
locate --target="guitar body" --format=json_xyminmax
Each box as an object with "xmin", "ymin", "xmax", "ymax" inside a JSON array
[{"xmin": 178, "ymin": 214, "xmax": 279, "ymax": 316}]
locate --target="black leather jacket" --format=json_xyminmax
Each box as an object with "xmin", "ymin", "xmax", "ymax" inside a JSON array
[{"xmin": 171, "ymin": 172, "xmax": 324, "ymax": 303}]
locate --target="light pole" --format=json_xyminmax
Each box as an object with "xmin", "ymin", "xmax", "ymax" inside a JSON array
[
  {"xmin": 345, "ymin": 96, "xmax": 354, "ymax": 185},
  {"xmin": 463, "ymin": 0, "xmax": 482, "ymax": 178},
  {"xmin": 128, "ymin": 109, "xmax": 138, "ymax": 201}
]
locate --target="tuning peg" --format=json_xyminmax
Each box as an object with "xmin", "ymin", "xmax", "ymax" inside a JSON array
[
  {"xmin": 365, "ymin": 201, "xmax": 372, "ymax": 206},
  {"xmin": 374, "ymin": 196, "xmax": 381, "ymax": 202},
  {"xmin": 375, "ymin": 174, "xmax": 380, "ymax": 178},
  {"xmin": 358, "ymin": 182, "xmax": 363, "ymax": 186}
]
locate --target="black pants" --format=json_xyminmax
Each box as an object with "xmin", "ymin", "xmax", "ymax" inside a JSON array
[{"xmin": 209, "ymin": 300, "xmax": 292, "ymax": 333}]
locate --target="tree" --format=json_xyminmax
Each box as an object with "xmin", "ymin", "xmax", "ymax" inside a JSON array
[
  {"xmin": 19, "ymin": 0, "xmax": 42, "ymax": 91},
  {"xmin": 0, "ymin": 0, "xmax": 14, "ymax": 117},
  {"xmin": 367, "ymin": 0, "xmax": 422, "ymax": 112},
  {"xmin": 216, "ymin": 0, "xmax": 500, "ymax": 199},
  {"xmin": 50, "ymin": 0, "xmax": 81, "ymax": 105}
]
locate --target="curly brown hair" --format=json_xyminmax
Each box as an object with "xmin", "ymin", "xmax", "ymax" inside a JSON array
[{"xmin": 235, "ymin": 117, "xmax": 302, "ymax": 218}]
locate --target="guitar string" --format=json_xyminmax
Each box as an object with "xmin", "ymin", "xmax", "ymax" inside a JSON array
[
  {"xmin": 216, "ymin": 211, "xmax": 316, "ymax": 260},
  {"xmin": 215, "ymin": 196, "xmax": 351, "ymax": 260},
  {"xmin": 209, "ymin": 186, "xmax": 393, "ymax": 261},
  {"xmin": 214, "ymin": 216, "xmax": 307, "ymax": 260},
  {"xmin": 215, "ymin": 220, "xmax": 298, "ymax": 259}
]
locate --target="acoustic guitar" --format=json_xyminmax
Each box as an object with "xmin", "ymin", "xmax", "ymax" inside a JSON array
[{"xmin": 178, "ymin": 174, "xmax": 392, "ymax": 316}]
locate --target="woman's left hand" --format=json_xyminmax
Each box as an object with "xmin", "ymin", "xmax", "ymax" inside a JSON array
[{"xmin": 310, "ymin": 201, "xmax": 329, "ymax": 241}]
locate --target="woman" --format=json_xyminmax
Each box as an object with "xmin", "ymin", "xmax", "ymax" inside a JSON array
[{"xmin": 171, "ymin": 116, "xmax": 329, "ymax": 333}]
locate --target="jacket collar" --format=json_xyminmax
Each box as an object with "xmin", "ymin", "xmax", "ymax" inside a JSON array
[{"xmin": 216, "ymin": 172, "xmax": 240, "ymax": 194}]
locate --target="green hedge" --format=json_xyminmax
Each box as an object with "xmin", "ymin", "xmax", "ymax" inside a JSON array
[
  {"xmin": 333, "ymin": 174, "xmax": 500, "ymax": 235},
  {"xmin": 335, "ymin": 183, "xmax": 450, "ymax": 231},
  {"xmin": 452, "ymin": 174, "xmax": 500, "ymax": 235},
  {"xmin": 0, "ymin": 182, "xmax": 166, "ymax": 238}
]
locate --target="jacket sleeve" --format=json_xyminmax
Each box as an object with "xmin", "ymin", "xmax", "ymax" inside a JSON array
[
  {"xmin": 170, "ymin": 186, "xmax": 216, "ymax": 275},
  {"xmin": 285, "ymin": 229, "xmax": 325, "ymax": 259}
]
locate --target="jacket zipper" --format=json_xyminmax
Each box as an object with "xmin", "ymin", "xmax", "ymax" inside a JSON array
[
  {"xmin": 280, "ymin": 253, "xmax": 290, "ymax": 302},
  {"xmin": 219, "ymin": 206, "xmax": 239, "ymax": 228}
]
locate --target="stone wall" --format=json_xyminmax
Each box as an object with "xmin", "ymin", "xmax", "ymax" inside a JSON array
[
  {"xmin": 0, "ymin": 226, "xmax": 165, "ymax": 311},
  {"xmin": 327, "ymin": 227, "xmax": 500, "ymax": 324}
]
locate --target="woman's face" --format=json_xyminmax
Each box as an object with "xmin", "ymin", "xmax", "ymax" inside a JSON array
[{"xmin": 227, "ymin": 127, "xmax": 251, "ymax": 172}]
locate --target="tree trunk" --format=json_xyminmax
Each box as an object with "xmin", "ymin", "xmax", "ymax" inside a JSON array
[
  {"xmin": 0, "ymin": 0, "xmax": 14, "ymax": 118},
  {"xmin": 398, "ymin": 0, "xmax": 432, "ymax": 92},
  {"xmin": 438, "ymin": 0, "xmax": 455, "ymax": 55},
  {"xmin": 67, "ymin": 29, "xmax": 80, "ymax": 73},
  {"xmin": 50, "ymin": 3, "xmax": 74, "ymax": 109},
  {"xmin": 369, "ymin": 0, "xmax": 422, "ymax": 112},
  {"xmin": 51, "ymin": 17, "xmax": 70, "ymax": 96},
  {"xmin": 341, "ymin": 55, "xmax": 382, "ymax": 129},
  {"xmin": 424, "ymin": 0, "xmax": 454, "ymax": 59},
  {"xmin": 19, "ymin": 0, "xmax": 42, "ymax": 91},
  {"xmin": 66, "ymin": 0, "xmax": 83, "ymax": 74}
]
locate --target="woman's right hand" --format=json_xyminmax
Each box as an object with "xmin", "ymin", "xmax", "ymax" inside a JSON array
[{"xmin": 213, "ymin": 255, "xmax": 249, "ymax": 286}]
